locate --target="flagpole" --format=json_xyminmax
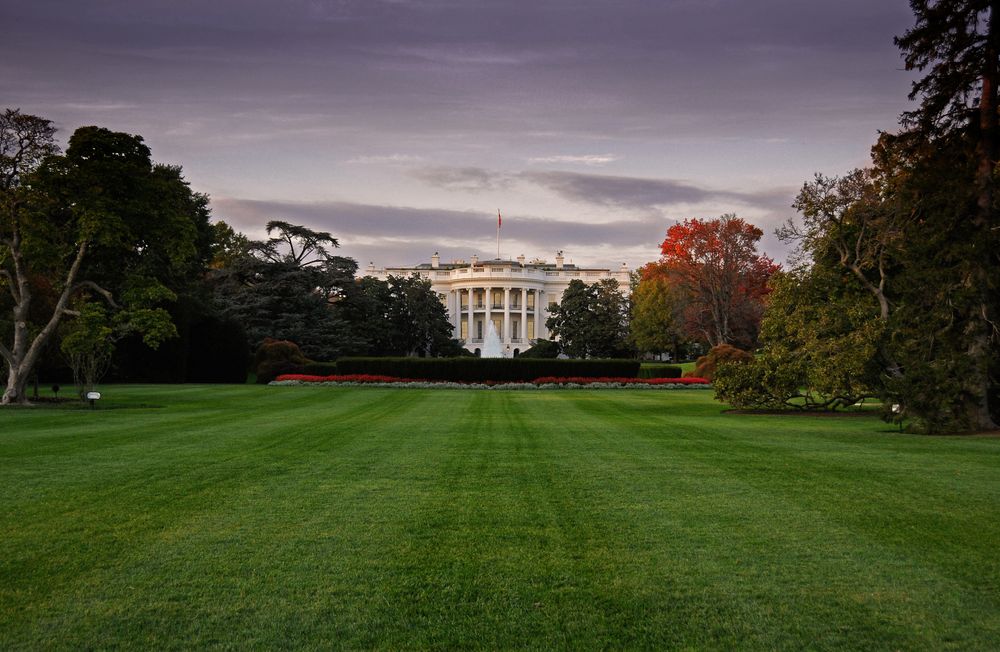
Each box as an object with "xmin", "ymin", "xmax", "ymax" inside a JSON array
[{"xmin": 497, "ymin": 209, "xmax": 501, "ymax": 259}]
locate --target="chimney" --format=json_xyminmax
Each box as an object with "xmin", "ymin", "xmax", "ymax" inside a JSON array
[
  {"xmin": 471, "ymin": 255, "xmax": 479, "ymax": 265},
  {"xmin": 431, "ymin": 252, "xmax": 440, "ymax": 269},
  {"xmin": 555, "ymin": 250, "xmax": 564, "ymax": 270},
  {"xmin": 517, "ymin": 254, "xmax": 525, "ymax": 265},
  {"xmin": 366, "ymin": 261, "xmax": 376, "ymax": 273}
]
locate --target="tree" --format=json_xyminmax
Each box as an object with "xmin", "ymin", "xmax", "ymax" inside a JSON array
[
  {"xmin": 518, "ymin": 338, "xmax": 560, "ymax": 358},
  {"xmin": 546, "ymin": 278, "xmax": 631, "ymax": 358},
  {"xmin": 894, "ymin": 0, "xmax": 1000, "ymax": 430},
  {"xmin": 713, "ymin": 268, "xmax": 884, "ymax": 411},
  {"xmin": 60, "ymin": 301, "xmax": 115, "ymax": 398},
  {"xmin": 657, "ymin": 215, "xmax": 779, "ymax": 349},
  {"xmin": 2, "ymin": 114, "xmax": 203, "ymax": 404},
  {"xmin": 383, "ymin": 274, "xmax": 456, "ymax": 357},
  {"xmin": 629, "ymin": 263, "xmax": 686, "ymax": 359},
  {"xmin": 213, "ymin": 221, "xmax": 366, "ymax": 360}
]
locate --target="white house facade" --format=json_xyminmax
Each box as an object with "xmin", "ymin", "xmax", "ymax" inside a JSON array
[{"xmin": 364, "ymin": 252, "xmax": 631, "ymax": 356}]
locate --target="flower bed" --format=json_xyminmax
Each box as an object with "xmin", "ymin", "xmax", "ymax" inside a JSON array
[
  {"xmin": 532, "ymin": 376, "xmax": 709, "ymax": 386},
  {"xmin": 272, "ymin": 373, "xmax": 711, "ymax": 389}
]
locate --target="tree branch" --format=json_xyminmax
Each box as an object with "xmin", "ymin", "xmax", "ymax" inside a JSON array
[
  {"xmin": 0, "ymin": 269, "xmax": 18, "ymax": 303},
  {"xmin": 69, "ymin": 280, "xmax": 119, "ymax": 309}
]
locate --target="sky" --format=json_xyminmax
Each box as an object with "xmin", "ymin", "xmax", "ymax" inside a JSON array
[{"xmin": 3, "ymin": 0, "xmax": 919, "ymax": 270}]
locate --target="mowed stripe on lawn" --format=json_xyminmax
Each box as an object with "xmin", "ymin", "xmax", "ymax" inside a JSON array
[{"xmin": 1, "ymin": 386, "xmax": 998, "ymax": 649}]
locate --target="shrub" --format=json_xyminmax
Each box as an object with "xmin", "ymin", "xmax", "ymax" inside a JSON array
[
  {"xmin": 254, "ymin": 339, "xmax": 310, "ymax": 384},
  {"xmin": 533, "ymin": 376, "xmax": 708, "ymax": 386},
  {"xmin": 713, "ymin": 355, "xmax": 800, "ymax": 409},
  {"xmin": 637, "ymin": 365, "xmax": 682, "ymax": 379},
  {"xmin": 334, "ymin": 357, "xmax": 640, "ymax": 382},
  {"xmin": 518, "ymin": 339, "xmax": 561, "ymax": 358},
  {"xmin": 300, "ymin": 362, "xmax": 339, "ymax": 376},
  {"xmin": 686, "ymin": 344, "xmax": 753, "ymax": 381}
]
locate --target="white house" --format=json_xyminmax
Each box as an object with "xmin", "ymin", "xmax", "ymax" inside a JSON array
[{"xmin": 364, "ymin": 252, "xmax": 631, "ymax": 356}]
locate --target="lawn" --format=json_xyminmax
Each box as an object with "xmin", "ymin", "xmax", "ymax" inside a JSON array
[{"xmin": 1, "ymin": 385, "xmax": 998, "ymax": 649}]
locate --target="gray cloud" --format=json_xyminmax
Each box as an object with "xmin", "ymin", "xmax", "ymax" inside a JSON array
[
  {"xmin": 521, "ymin": 170, "xmax": 796, "ymax": 215},
  {"xmin": 410, "ymin": 166, "xmax": 514, "ymax": 192},
  {"xmin": 212, "ymin": 196, "xmax": 668, "ymax": 264},
  {"xmin": 527, "ymin": 154, "xmax": 620, "ymax": 165}
]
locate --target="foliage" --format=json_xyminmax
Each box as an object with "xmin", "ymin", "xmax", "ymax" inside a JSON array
[
  {"xmin": 628, "ymin": 263, "xmax": 686, "ymax": 358},
  {"xmin": 722, "ymin": 3, "xmax": 1000, "ymax": 431},
  {"xmin": 637, "ymin": 365, "xmax": 682, "ymax": 379},
  {"xmin": 59, "ymin": 302, "xmax": 114, "ymax": 398},
  {"xmin": 213, "ymin": 224, "xmax": 458, "ymax": 360},
  {"xmin": 2, "ymin": 113, "xmax": 207, "ymax": 404},
  {"xmin": 892, "ymin": 0, "xmax": 1000, "ymax": 431},
  {"xmin": 687, "ymin": 344, "xmax": 753, "ymax": 382},
  {"xmin": 712, "ymin": 354, "xmax": 802, "ymax": 410},
  {"xmin": 546, "ymin": 278, "xmax": 631, "ymax": 358},
  {"xmin": 713, "ymin": 268, "xmax": 884, "ymax": 412},
  {"xmin": 656, "ymin": 215, "xmax": 779, "ymax": 349},
  {"xmin": 273, "ymin": 374, "xmax": 708, "ymax": 387},
  {"xmin": 335, "ymin": 356, "xmax": 640, "ymax": 382},
  {"xmin": 382, "ymin": 274, "xmax": 456, "ymax": 357},
  {"xmin": 254, "ymin": 338, "xmax": 309, "ymax": 384},
  {"xmin": 107, "ymin": 294, "xmax": 250, "ymax": 384},
  {"xmin": 518, "ymin": 338, "xmax": 561, "ymax": 358},
  {"xmin": 213, "ymin": 221, "xmax": 366, "ymax": 360}
]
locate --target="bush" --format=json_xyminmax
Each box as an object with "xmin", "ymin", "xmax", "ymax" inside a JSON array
[
  {"xmin": 334, "ymin": 357, "xmax": 640, "ymax": 382},
  {"xmin": 638, "ymin": 365, "xmax": 682, "ymax": 379},
  {"xmin": 713, "ymin": 355, "xmax": 800, "ymax": 409},
  {"xmin": 300, "ymin": 362, "xmax": 339, "ymax": 376},
  {"xmin": 518, "ymin": 339, "xmax": 561, "ymax": 359},
  {"xmin": 254, "ymin": 339, "xmax": 310, "ymax": 384},
  {"xmin": 686, "ymin": 344, "xmax": 754, "ymax": 381}
]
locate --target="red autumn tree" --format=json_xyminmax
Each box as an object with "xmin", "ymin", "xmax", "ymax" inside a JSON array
[{"xmin": 656, "ymin": 214, "xmax": 779, "ymax": 349}]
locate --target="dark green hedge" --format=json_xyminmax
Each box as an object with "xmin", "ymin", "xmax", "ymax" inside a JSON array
[
  {"xmin": 637, "ymin": 365, "xmax": 682, "ymax": 379},
  {"xmin": 301, "ymin": 362, "xmax": 340, "ymax": 376},
  {"xmin": 335, "ymin": 357, "xmax": 640, "ymax": 382}
]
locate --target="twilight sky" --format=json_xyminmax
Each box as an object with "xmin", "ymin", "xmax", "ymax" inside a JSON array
[{"xmin": 4, "ymin": 0, "xmax": 918, "ymax": 269}]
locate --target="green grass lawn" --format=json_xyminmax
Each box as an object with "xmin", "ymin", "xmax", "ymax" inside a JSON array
[{"xmin": 2, "ymin": 385, "xmax": 998, "ymax": 649}]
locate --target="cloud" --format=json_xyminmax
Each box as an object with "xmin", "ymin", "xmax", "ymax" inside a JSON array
[
  {"xmin": 211, "ymin": 196, "xmax": 670, "ymax": 267},
  {"xmin": 527, "ymin": 154, "xmax": 620, "ymax": 165},
  {"xmin": 521, "ymin": 170, "xmax": 796, "ymax": 214},
  {"xmin": 348, "ymin": 153, "xmax": 426, "ymax": 164},
  {"xmin": 409, "ymin": 166, "xmax": 514, "ymax": 192}
]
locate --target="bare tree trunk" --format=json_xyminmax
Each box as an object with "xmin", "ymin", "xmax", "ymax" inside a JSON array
[{"xmin": 2, "ymin": 240, "xmax": 90, "ymax": 405}]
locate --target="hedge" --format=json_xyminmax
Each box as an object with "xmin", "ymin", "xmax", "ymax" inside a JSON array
[
  {"xmin": 334, "ymin": 357, "xmax": 641, "ymax": 382},
  {"xmin": 637, "ymin": 365, "xmax": 682, "ymax": 379}
]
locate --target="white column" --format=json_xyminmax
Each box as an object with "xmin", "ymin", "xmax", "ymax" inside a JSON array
[
  {"xmin": 484, "ymin": 286, "xmax": 492, "ymax": 339},
  {"xmin": 535, "ymin": 290, "xmax": 544, "ymax": 339},
  {"xmin": 520, "ymin": 288, "xmax": 528, "ymax": 341},
  {"xmin": 503, "ymin": 287, "xmax": 511, "ymax": 344},
  {"xmin": 448, "ymin": 290, "xmax": 455, "ymax": 336},
  {"xmin": 467, "ymin": 289, "xmax": 474, "ymax": 342}
]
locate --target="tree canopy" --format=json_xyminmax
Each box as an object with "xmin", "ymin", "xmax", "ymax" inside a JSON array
[
  {"xmin": 629, "ymin": 264, "xmax": 686, "ymax": 359},
  {"xmin": 546, "ymin": 278, "xmax": 631, "ymax": 358},
  {"xmin": 716, "ymin": 1, "xmax": 1000, "ymax": 432},
  {"xmin": 655, "ymin": 215, "xmax": 778, "ymax": 350},
  {"xmin": 1, "ymin": 113, "xmax": 210, "ymax": 403}
]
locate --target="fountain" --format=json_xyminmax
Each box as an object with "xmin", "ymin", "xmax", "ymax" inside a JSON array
[{"xmin": 481, "ymin": 319, "xmax": 505, "ymax": 358}]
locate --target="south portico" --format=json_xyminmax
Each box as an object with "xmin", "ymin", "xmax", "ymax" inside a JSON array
[{"xmin": 365, "ymin": 251, "xmax": 630, "ymax": 356}]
